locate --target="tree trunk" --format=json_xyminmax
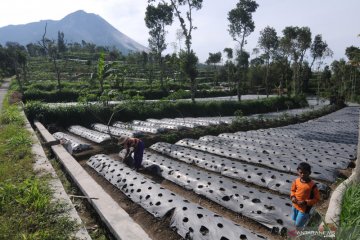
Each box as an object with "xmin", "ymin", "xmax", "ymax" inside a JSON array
[
  {"xmin": 265, "ymin": 60, "xmax": 270, "ymax": 97},
  {"xmin": 190, "ymin": 78, "xmax": 196, "ymax": 103},
  {"xmin": 53, "ymin": 58, "xmax": 61, "ymax": 90},
  {"xmin": 237, "ymin": 34, "xmax": 246, "ymax": 101},
  {"xmin": 237, "ymin": 78, "xmax": 241, "ymax": 101}
]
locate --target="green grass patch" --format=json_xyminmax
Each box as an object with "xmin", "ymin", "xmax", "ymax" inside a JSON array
[
  {"xmin": 0, "ymin": 93, "xmax": 77, "ymax": 239},
  {"xmin": 338, "ymin": 183, "xmax": 360, "ymax": 239}
]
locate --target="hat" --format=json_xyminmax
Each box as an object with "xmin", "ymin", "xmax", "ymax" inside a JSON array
[{"xmin": 118, "ymin": 136, "xmax": 129, "ymax": 145}]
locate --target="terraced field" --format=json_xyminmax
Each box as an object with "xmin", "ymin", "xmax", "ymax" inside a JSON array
[{"xmin": 52, "ymin": 106, "xmax": 359, "ymax": 239}]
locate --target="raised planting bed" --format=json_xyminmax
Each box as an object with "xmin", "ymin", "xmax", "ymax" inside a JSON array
[
  {"xmin": 149, "ymin": 143, "xmax": 329, "ymax": 195},
  {"xmin": 141, "ymin": 150, "xmax": 296, "ymax": 232},
  {"xmin": 87, "ymin": 154, "xmax": 268, "ymax": 240}
]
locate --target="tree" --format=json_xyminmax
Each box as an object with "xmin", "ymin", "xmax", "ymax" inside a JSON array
[
  {"xmin": 145, "ymin": 2, "xmax": 173, "ymax": 89},
  {"xmin": 310, "ymin": 34, "xmax": 332, "ymax": 69},
  {"xmin": 26, "ymin": 43, "xmax": 45, "ymax": 57},
  {"xmin": 179, "ymin": 49, "xmax": 198, "ymax": 98},
  {"xmin": 206, "ymin": 52, "xmax": 222, "ymax": 66},
  {"xmin": 39, "ymin": 23, "xmax": 66, "ymax": 90},
  {"xmin": 281, "ymin": 26, "xmax": 312, "ymax": 94},
  {"xmin": 321, "ymin": 65, "xmax": 331, "ymax": 92},
  {"xmin": 258, "ymin": 26, "xmax": 279, "ymax": 97},
  {"xmin": 248, "ymin": 56, "xmax": 265, "ymax": 91},
  {"xmin": 331, "ymin": 59, "xmax": 352, "ymax": 100},
  {"xmin": 93, "ymin": 52, "xmax": 117, "ymax": 95},
  {"xmin": 57, "ymin": 31, "xmax": 67, "ymax": 53},
  {"xmin": 205, "ymin": 52, "xmax": 222, "ymax": 85},
  {"xmin": 227, "ymin": 0, "xmax": 259, "ymax": 100},
  {"xmin": 148, "ymin": 0, "xmax": 203, "ymax": 102},
  {"xmin": 310, "ymin": 34, "xmax": 333, "ymax": 101},
  {"xmin": 223, "ymin": 47, "xmax": 233, "ymax": 60},
  {"xmin": 236, "ymin": 50, "xmax": 250, "ymax": 93},
  {"xmin": 164, "ymin": 53, "xmax": 181, "ymax": 84},
  {"xmin": 176, "ymin": 29, "xmax": 184, "ymax": 52},
  {"xmin": 345, "ymin": 46, "xmax": 360, "ymax": 100},
  {"xmin": 5, "ymin": 42, "xmax": 28, "ymax": 93},
  {"xmin": 346, "ymin": 46, "xmax": 360, "ymax": 64}
]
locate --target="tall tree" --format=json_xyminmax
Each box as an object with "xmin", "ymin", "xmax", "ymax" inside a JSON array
[
  {"xmin": 345, "ymin": 46, "xmax": 360, "ymax": 100},
  {"xmin": 310, "ymin": 34, "xmax": 333, "ymax": 101},
  {"xmin": 145, "ymin": 2, "xmax": 173, "ymax": 89},
  {"xmin": 310, "ymin": 34, "xmax": 332, "ymax": 69},
  {"xmin": 57, "ymin": 31, "xmax": 67, "ymax": 53},
  {"xmin": 223, "ymin": 47, "xmax": 233, "ymax": 60},
  {"xmin": 330, "ymin": 59, "xmax": 347, "ymax": 103},
  {"xmin": 281, "ymin": 26, "xmax": 312, "ymax": 94},
  {"xmin": 93, "ymin": 52, "xmax": 116, "ymax": 95},
  {"xmin": 227, "ymin": 0, "xmax": 259, "ymax": 100},
  {"xmin": 206, "ymin": 52, "xmax": 222, "ymax": 66},
  {"xmin": 223, "ymin": 48, "xmax": 234, "ymax": 89},
  {"xmin": 176, "ymin": 29, "xmax": 184, "ymax": 52},
  {"xmin": 321, "ymin": 65, "xmax": 331, "ymax": 93},
  {"xmin": 205, "ymin": 52, "xmax": 222, "ymax": 85},
  {"xmin": 236, "ymin": 50, "xmax": 250, "ymax": 93},
  {"xmin": 258, "ymin": 26, "xmax": 279, "ymax": 97},
  {"xmin": 149, "ymin": 0, "xmax": 203, "ymax": 102},
  {"xmin": 5, "ymin": 42, "xmax": 28, "ymax": 93},
  {"xmin": 39, "ymin": 23, "xmax": 66, "ymax": 90}
]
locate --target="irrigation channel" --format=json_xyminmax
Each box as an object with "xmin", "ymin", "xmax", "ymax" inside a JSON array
[{"xmin": 40, "ymin": 103, "xmax": 358, "ymax": 240}]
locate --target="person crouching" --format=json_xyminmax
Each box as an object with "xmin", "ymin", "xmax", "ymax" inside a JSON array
[{"xmin": 118, "ymin": 136, "xmax": 145, "ymax": 171}]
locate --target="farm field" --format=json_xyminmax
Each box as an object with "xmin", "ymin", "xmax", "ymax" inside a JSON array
[
  {"xmin": 1, "ymin": 0, "xmax": 359, "ymax": 238},
  {"xmin": 46, "ymin": 104, "xmax": 359, "ymax": 239}
]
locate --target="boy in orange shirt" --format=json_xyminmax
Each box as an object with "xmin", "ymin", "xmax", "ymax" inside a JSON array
[{"xmin": 290, "ymin": 162, "xmax": 320, "ymax": 228}]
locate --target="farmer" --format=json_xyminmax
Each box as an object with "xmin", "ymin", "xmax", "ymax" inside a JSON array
[
  {"xmin": 118, "ymin": 136, "xmax": 145, "ymax": 171},
  {"xmin": 290, "ymin": 162, "xmax": 320, "ymax": 228}
]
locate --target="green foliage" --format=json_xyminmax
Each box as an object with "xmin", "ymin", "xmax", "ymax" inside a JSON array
[
  {"xmin": 145, "ymin": 3, "xmax": 173, "ymax": 55},
  {"xmin": 24, "ymin": 89, "xmax": 80, "ymax": 102},
  {"xmin": 0, "ymin": 105, "xmax": 25, "ymax": 125},
  {"xmin": 0, "ymin": 96, "xmax": 77, "ymax": 239},
  {"xmin": 341, "ymin": 183, "xmax": 360, "ymax": 226},
  {"xmin": 0, "ymin": 178, "xmax": 77, "ymax": 239},
  {"xmin": 338, "ymin": 183, "xmax": 360, "ymax": 239},
  {"xmin": 165, "ymin": 89, "xmax": 191, "ymax": 100},
  {"xmin": 179, "ymin": 50, "xmax": 199, "ymax": 80},
  {"xmin": 25, "ymin": 95, "xmax": 307, "ymax": 127},
  {"xmin": 7, "ymin": 133, "xmax": 32, "ymax": 147}
]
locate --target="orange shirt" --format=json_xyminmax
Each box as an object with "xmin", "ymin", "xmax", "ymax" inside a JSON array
[{"xmin": 290, "ymin": 178, "xmax": 320, "ymax": 213}]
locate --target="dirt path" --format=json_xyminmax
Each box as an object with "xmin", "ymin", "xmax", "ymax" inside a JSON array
[{"xmin": 0, "ymin": 77, "xmax": 11, "ymax": 110}]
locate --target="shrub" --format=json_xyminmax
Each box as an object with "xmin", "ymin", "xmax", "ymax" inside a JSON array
[{"xmin": 25, "ymin": 95, "xmax": 307, "ymax": 127}]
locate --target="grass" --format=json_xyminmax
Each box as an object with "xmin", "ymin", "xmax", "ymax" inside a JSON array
[
  {"xmin": 0, "ymin": 93, "xmax": 78, "ymax": 239},
  {"xmin": 338, "ymin": 183, "xmax": 360, "ymax": 239},
  {"xmin": 47, "ymin": 157, "xmax": 110, "ymax": 240}
]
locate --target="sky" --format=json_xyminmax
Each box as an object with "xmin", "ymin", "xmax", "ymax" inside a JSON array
[{"xmin": 1, "ymin": 0, "xmax": 359, "ymax": 65}]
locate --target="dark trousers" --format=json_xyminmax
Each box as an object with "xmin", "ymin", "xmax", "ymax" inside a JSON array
[{"xmin": 133, "ymin": 140, "xmax": 145, "ymax": 169}]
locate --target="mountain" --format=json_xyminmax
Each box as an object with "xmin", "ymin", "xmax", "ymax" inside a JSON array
[{"xmin": 0, "ymin": 10, "xmax": 148, "ymax": 54}]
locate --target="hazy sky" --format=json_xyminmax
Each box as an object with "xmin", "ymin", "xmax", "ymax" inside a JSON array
[{"xmin": 1, "ymin": 0, "xmax": 359, "ymax": 65}]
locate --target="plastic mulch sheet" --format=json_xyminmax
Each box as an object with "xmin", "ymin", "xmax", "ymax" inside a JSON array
[{"xmin": 87, "ymin": 154, "xmax": 267, "ymax": 240}]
